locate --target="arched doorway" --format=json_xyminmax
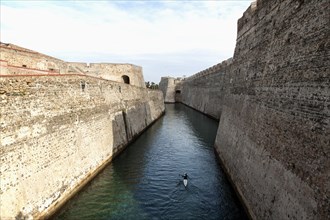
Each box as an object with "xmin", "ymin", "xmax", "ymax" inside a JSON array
[{"xmin": 122, "ymin": 75, "xmax": 130, "ymax": 84}]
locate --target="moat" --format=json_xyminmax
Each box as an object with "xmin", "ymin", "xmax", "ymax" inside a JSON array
[{"xmin": 53, "ymin": 104, "xmax": 247, "ymax": 220}]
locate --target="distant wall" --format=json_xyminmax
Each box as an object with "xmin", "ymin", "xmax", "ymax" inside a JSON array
[
  {"xmin": 68, "ymin": 62, "xmax": 145, "ymax": 88},
  {"xmin": 178, "ymin": 0, "xmax": 330, "ymax": 219},
  {"xmin": 159, "ymin": 77, "xmax": 175, "ymax": 103},
  {"xmin": 0, "ymin": 74, "xmax": 164, "ymax": 219},
  {"xmin": 159, "ymin": 77, "xmax": 183, "ymax": 103},
  {"xmin": 181, "ymin": 59, "xmax": 232, "ymax": 119},
  {"xmin": 0, "ymin": 43, "xmax": 146, "ymax": 88}
]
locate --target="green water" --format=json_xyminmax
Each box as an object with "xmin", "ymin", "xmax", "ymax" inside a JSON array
[{"xmin": 53, "ymin": 104, "xmax": 247, "ymax": 220}]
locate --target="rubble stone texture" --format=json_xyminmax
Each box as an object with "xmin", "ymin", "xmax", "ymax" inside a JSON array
[
  {"xmin": 0, "ymin": 45, "xmax": 164, "ymax": 218},
  {"xmin": 161, "ymin": 0, "xmax": 329, "ymax": 219}
]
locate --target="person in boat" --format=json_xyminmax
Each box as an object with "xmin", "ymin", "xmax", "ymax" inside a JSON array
[{"xmin": 182, "ymin": 173, "xmax": 188, "ymax": 186}]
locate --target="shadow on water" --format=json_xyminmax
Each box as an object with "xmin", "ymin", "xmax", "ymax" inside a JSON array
[{"xmin": 53, "ymin": 104, "xmax": 248, "ymax": 220}]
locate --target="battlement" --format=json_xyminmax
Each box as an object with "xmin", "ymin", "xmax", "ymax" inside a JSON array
[
  {"xmin": 237, "ymin": 0, "xmax": 258, "ymax": 36},
  {"xmin": 185, "ymin": 58, "xmax": 233, "ymax": 82}
]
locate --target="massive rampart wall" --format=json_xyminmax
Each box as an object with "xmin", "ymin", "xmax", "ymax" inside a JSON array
[
  {"xmin": 0, "ymin": 74, "xmax": 164, "ymax": 219},
  {"xmin": 180, "ymin": 0, "xmax": 329, "ymax": 219}
]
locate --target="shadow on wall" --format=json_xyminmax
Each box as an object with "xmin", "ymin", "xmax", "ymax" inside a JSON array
[
  {"xmin": 111, "ymin": 101, "xmax": 154, "ymax": 157},
  {"xmin": 110, "ymin": 102, "xmax": 155, "ymax": 181},
  {"xmin": 47, "ymin": 112, "xmax": 128, "ymax": 220},
  {"xmin": 47, "ymin": 98, "xmax": 163, "ymax": 220},
  {"xmin": 111, "ymin": 112, "xmax": 129, "ymax": 156}
]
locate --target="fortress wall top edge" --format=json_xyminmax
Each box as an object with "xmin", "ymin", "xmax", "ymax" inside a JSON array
[{"xmin": 0, "ymin": 43, "xmax": 145, "ymax": 87}]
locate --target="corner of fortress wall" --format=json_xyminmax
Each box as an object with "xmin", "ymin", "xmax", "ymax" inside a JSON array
[
  {"xmin": 67, "ymin": 62, "xmax": 146, "ymax": 88},
  {"xmin": 175, "ymin": 0, "xmax": 330, "ymax": 219},
  {"xmin": 159, "ymin": 77, "xmax": 184, "ymax": 103},
  {"xmin": 0, "ymin": 43, "xmax": 146, "ymax": 88},
  {"xmin": 0, "ymin": 45, "xmax": 164, "ymax": 218}
]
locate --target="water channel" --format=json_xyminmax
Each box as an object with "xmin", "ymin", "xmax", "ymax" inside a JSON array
[{"xmin": 53, "ymin": 104, "xmax": 247, "ymax": 220}]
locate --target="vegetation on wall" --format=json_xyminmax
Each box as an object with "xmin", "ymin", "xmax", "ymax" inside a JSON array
[{"xmin": 145, "ymin": 81, "xmax": 159, "ymax": 90}]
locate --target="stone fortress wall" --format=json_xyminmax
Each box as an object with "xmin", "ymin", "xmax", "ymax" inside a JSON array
[
  {"xmin": 160, "ymin": 0, "xmax": 329, "ymax": 219},
  {"xmin": 0, "ymin": 43, "xmax": 69, "ymax": 75},
  {"xmin": 67, "ymin": 62, "xmax": 145, "ymax": 88},
  {"xmin": 0, "ymin": 43, "xmax": 145, "ymax": 88},
  {"xmin": 0, "ymin": 45, "xmax": 165, "ymax": 219},
  {"xmin": 158, "ymin": 76, "xmax": 183, "ymax": 103}
]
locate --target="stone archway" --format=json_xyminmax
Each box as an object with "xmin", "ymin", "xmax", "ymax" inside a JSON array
[{"xmin": 122, "ymin": 75, "xmax": 130, "ymax": 84}]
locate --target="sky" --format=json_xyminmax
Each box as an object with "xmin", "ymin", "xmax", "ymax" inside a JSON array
[{"xmin": 1, "ymin": 0, "xmax": 253, "ymax": 83}]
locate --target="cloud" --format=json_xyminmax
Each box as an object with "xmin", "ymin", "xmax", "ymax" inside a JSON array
[{"xmin": 1, "ymin": 0, "xmax": 253, "ymax": 82}]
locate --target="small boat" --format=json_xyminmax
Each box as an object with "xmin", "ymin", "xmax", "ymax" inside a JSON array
[{"xmin": 183, "ymin": 178, "xmax": 188, "ymax": 187}]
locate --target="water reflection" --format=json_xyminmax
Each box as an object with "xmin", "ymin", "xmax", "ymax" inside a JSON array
[{"xmin": 53, "ymin": 104, "xmax": 247, "ymax": 220}]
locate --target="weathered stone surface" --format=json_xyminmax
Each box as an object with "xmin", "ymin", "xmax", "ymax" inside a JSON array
[
  {"xmin": 159, "ymin": 77, "xmax": 183, "ymax": 103},
  {"xmin": 0, "ymin": 43, "xmax": 145, "ymax": 88},
  {"xmin": 172, "ymin": 0, "xmax": 329, "ymax": 219},
  {"xmin": 67, "ymin": 62, "xmax": 146, "ymax": 88},
  {"xmin": 0, "ymin": 74, "xmax": 164, "ymax": 219}
]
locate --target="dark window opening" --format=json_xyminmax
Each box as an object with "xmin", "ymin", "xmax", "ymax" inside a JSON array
[
  {"xmin": 22, "ymin": 65, "xmax": 27, "ymax": 68},
  {"xmin": 122, "ymin": 75, "xmax": 130, "ymax": 84},
  {"xmin": 81, "ymin": 81, "xmax": 86, "ymax": 92},
  {"xmin": 49, "ymin": 68, "xmax": 55, "ymax": 71},
  {"xmin": 175, "ymin": 90, "xmax": 181, "ymax": 94}
]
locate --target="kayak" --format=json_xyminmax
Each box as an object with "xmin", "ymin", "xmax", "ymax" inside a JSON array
[{"xmin": 183, "ymin": 179, "xmax": 188, "ymax": 187}]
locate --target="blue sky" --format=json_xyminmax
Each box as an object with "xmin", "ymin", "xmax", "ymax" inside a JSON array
[{"xmin": 1, "ymin": 0, "xmax": 253, "ymax": 83}]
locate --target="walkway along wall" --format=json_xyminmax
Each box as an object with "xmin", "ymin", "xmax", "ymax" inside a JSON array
[
  {"xmin": 0, "ymin": 74, "xmax": 164, "ymax": 219},
  {"xmin": 179, "ymin": 0, "xmax": 329, "ymax": 219}
]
